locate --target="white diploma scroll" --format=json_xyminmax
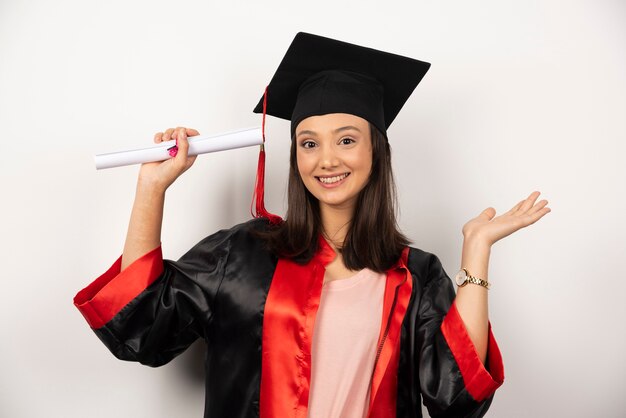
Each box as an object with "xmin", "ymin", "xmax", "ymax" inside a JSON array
[{"xmin": 94, "ymin": 127, "xmax": 263, "ymax": 170}]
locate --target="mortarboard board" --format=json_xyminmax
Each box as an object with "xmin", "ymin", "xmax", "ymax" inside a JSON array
[
  {"xmin": 250, "ymin": 32, "xmax": 431, "ymax": 224},
  {"xmin": 254, "ymin": 32, "xmax": 431, "ymax": 139}
]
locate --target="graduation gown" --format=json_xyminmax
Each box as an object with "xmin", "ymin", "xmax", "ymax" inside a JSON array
[{"xmin": 74, "ymin": 218, "xmax": 504, "ymax": 418}]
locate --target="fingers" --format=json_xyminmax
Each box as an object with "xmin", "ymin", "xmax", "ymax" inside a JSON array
[
  {"xmin": 524, "ymin": 205, "xmax": 551, "ymax": 226},
  {"xmin": 527, "ymin": 199, "xmax": 549, "ymax": 216},
  {"xmin": 152, "ymin": 126, "xmax": 199, "ymax": 176},
  {"xmin": 172, "ymin": 127, "xmax": 200, "ymax": 140},
  {"xmin": 507, "ymin": 191, "xmax": 540, "ymax": 216},
  {"xmin": 172, "ymin": 127, "xmax": 189, "ymax": 170},
  {"xmin": 526, "ymin": 199, "xmax": 551, "ymax": 228},
  {"xmin": 505, "ymin": 200, "xmax": 525, "ymax": 215},
  {"xmin": 517, "ymin": 191, "xmax": 541, "ymax": 214},
  {"xmin": 184, "ymin": 127, "xmax": 200, "ymax": 137},
  {"xmin": 163, "ymin": 128, "xmax": 176, "ymax": 142},
  {"xmin": 503, "ymin": 191, "xmax": 551, "ymax": 223},
  {"xmin": 154, "ymin": 127, "xmax": 200, "ymax": 143},
  {"xmin": 153, "ymin": 129, "xmax": 175, "ymax": 144},
  {"xmin": 514, "ymin": 191, "xmax": 551, "ymax": 225}
]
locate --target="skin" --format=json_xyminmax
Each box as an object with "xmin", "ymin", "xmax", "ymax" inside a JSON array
[
  {"xmin": 294, "ymin": 113, "xmax": 373, "ymax": 282},
  {"xmin": 455, "ymin": 190, "xmax": 550, "ymax": 364},
  {"xmin": 121, "ymin": 119, "xmax": 551, "ymax": 366},
  {"xmin": 121, "ymin": 126, "xmax": 197, "ymax": 271}
]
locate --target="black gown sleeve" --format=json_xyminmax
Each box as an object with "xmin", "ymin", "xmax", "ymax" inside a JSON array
[
  {"xmin": 73, "ymin": 228, "xmax": 233, "ymax": 367},
  {"xmin": 414, "ymin": 253, "xmax": 505, "ymax": 417}
]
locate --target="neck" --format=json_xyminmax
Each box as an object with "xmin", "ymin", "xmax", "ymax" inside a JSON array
[{"xmin": 319, "ymin": 203, "xmax": 354, "ymax": 249}]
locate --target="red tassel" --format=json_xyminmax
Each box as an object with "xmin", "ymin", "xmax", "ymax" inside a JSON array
[{"xmin": 251, "ymin": 86, "xmax": 283, "ymax": 225}]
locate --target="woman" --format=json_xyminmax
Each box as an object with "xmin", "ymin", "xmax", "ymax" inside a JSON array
[{"xmin": 74, "ymin": 32, "xmax": 550, "ymax": 418}]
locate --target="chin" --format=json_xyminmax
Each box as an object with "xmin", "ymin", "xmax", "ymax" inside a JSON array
[
  {"xmin": 303, "ymin": 178, "xmax": 363, "ymax": 210},
  {"xmin": 316, "ymin": 194, "xmax": 358, "ymax": 210}
]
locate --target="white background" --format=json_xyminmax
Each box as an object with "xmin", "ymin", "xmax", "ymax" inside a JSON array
[{"xmin": 1, "ymin": 1, "xmax": 624, "ymax": 417}]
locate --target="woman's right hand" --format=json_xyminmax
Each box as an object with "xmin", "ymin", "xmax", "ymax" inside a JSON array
[{"xmin": 138, "ymin": 127, "xmax": 199, "ymax": 192}]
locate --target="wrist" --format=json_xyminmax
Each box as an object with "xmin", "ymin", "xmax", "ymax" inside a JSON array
[
  {"xmin": 137, "ymin": 176, "xmax": 168, "ymax": 197},
  {"xmin": 455, "ymin": 267, "xmax": 491, "ymax": 290},
  {"xmin": 460, "ymin": 238, "xmax": 491, "ymax": 287},
  {"xmin": 462, "ymin": 235, "xmax": 491, "ymax": 253}
]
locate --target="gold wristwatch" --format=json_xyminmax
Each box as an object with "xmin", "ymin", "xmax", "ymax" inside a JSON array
[{"xmin": 454, "ymin": 268, "xmax": 490, "ymax": 290}]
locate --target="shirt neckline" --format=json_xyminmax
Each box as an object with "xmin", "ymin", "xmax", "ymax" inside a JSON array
[{"xmin": 323, "ymin": 268, "xmax": 381, "ymax": 291}]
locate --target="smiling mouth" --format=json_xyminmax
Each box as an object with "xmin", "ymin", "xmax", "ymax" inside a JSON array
[{"xmin": 316, "ymin": 172, "xmax": 350, "ymax": 184}]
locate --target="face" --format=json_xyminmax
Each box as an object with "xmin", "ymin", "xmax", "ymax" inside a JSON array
[{"xmin": 295, "ymin": 113, "xmax": 373, "ymax": 212}]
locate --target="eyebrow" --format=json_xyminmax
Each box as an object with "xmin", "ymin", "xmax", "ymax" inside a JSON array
[{"xmin": 296, "ymin": 125, "xmax": 362, "ymax": 138}]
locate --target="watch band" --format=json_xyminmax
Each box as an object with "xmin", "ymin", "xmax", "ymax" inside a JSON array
[
  {"xmin": 465, "ymin": 274, "xmax": 491, "ymax": 290},
  {"xmin": 460, "ymin": 268, "xmax": 491, "ymax": 290}
]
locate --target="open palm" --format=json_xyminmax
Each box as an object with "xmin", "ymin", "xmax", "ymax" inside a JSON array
[{"xmin": 462, "ymin": 191, "xmax": 551, "ymax": 246}]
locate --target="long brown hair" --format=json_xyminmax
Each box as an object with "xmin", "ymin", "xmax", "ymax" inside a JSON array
[{"xmin": 255, "ymin": 122, "xmax": 410, "ymax": 272}]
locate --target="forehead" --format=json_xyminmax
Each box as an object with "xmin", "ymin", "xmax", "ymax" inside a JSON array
[{"xmin": 295, "ymin": 113, "xmax": 369, "ymax": 135}]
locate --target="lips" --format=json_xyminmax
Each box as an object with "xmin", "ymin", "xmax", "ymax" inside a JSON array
[
  {"xmin": 317, "ymin": 173, "xmax": 350, "ymax": 184},
  {"xmin": 316, "ymin": 172, "xmax": 350, "ymax": 185}
]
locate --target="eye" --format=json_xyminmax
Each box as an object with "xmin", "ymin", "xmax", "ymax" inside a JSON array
[
  {"xmin": 340, "ymin": 137, "xmax": 355, "ymax": 145},
  {"xmin": 301, "ymin": 140, "xmax": 317, "ymax": 149}
]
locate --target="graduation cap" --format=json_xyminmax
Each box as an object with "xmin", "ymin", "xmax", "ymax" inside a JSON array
[{"xmin": 250, "ymin": 31, "xmax": 431, "ymax": 225}]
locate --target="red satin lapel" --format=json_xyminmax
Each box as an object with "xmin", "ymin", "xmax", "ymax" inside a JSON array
[
  {"xmin": 259, "ymin": 237, "xmax": 334, "ymax": 418},
  {"xmin": 367, "ymin": 247, "xmax": 412, "ymax": 418}
]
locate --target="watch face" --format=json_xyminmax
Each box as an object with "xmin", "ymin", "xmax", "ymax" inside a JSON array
[{"xmin": 455, "ymin": 269, "xmax": 467, "ymax": 286}]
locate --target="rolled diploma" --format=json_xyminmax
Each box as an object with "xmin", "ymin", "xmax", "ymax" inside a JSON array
[{"xmin": 94, "ymin": 126, "xmax": 263, "ymax": 170}]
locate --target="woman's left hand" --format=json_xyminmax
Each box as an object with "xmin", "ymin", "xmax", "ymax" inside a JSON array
[{"xmin": 462, "ymin": 191, "xmax": 551, "ymax": 247}]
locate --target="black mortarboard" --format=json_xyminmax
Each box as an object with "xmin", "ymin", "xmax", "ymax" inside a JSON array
[
  {"xmin": 253, "ymin": 31, "xmax": 431, "ymax": 139},
  {"xmin": 250, "ymin": 32, "xmax": 431, "ymax": 224}
]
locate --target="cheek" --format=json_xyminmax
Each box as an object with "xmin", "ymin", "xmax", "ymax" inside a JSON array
[
  {"xmin": 351, "ymin": 149, "xmax": 373, "ymax": 173},
  {"xmin": 296, "ymin": 152, "xmax": 314, "ymax": 175}
]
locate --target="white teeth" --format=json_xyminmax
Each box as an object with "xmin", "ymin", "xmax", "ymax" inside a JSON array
[{"xmin": 318, "ymin": 173, "xmax": 349, "ymax": 184}]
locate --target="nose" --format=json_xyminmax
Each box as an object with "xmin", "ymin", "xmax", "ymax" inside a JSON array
[{"xmin": 319, "ymin": 144, "xmax": 339, "ymax": 170}]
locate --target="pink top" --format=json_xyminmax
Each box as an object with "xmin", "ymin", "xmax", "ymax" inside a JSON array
[{"xmin": 307, "ymin": 268, "xmax": 387, "ymax": 418}]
